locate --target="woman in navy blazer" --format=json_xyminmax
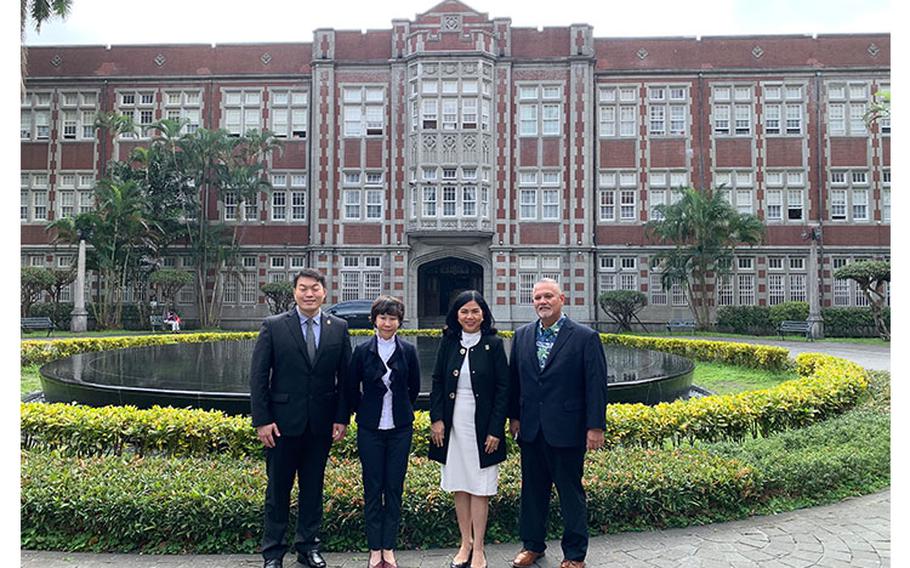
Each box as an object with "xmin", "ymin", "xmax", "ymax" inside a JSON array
[{"xmin": 346, "ymin": 296, "xmax": 420, "ymax": 568}]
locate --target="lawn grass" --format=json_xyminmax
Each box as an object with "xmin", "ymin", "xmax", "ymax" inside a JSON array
[
  {"xmin": 692, "ymin": 361, "xmax": 797, "ymax": 395},
  {"xmin": 21, "ymin": 365, "xmax": 42, "ymax": 397}
]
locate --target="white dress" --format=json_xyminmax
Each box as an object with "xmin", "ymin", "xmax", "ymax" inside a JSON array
[{"xmin": 440, "ymin": 331, "xmax": 499, "ymax": 496}]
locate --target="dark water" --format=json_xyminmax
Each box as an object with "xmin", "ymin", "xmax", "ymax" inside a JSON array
[{"xmin": 40, "ymin": 336, "xmax": 695, "ymax": 410}]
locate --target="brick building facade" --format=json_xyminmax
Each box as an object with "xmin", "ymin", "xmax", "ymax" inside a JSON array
[{"xmin": 21, "ymin": 1, "xmax": 890, "ymax": 330}]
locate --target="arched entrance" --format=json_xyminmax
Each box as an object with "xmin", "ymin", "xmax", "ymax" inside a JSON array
[{"xmin": 417, "ymin": 257, "xmax": 484, "ymax": 319}]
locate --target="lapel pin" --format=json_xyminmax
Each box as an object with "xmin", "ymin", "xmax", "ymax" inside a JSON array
[
  {"xmin": 484, "ymin": 344, "xmax": 490, "ymax": 351},
  {"xmin": 460, "ymin": 348, "xmax": 466, "ymax": 355},
  {"xmin": 326, "ymin": 319, "xmax": 332, "ymax": 325}
]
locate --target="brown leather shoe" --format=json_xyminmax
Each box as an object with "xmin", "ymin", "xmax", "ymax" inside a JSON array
[
  {"xmin": 511, "ymin": 549, "xmax": 544, "ymax": 568},
  {"xmin": 559, "ymin": 560, "xmax": 585, "ymax": 568}
]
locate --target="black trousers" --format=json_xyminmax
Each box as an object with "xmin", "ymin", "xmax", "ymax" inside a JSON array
[
  {"xmin": 519, "ymin": 432, "xmax": 588, "ymax": 561},
  {"xmin": 357, "ymin": 423, "xmax": 413, "ymax": 550},
  {"xmin": 261, "ymin": 422, "xmax": 333, "ymax": 560}
]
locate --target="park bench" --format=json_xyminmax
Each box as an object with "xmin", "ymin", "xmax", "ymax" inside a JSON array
[
  {"xmin": 666, "ymin": 320, "xmax": 696, "ymax": 335},
  {"xmin": 777, "ymin": 320, "xmax": 813, "ymax": 341},
  {"xmin": 21, "ymin": 316, "xmax": 55, "ymax": 337},
  {"xmin": 150, "ymin": 314, "xmax": 166, "ymax": 332}
]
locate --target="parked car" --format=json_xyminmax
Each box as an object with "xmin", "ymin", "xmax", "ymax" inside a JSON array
[{"xmin": 325, "ymin": 299, "xmax": 373, "ymax": 329}]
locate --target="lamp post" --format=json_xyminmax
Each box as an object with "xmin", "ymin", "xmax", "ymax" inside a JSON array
[
  {"xmin": 71, "ymin": 231, "xmax": 88, "ymax": 333},
  {"xmin": 803, "ymin": 226, "xmax": 824, "ymax": 339}
]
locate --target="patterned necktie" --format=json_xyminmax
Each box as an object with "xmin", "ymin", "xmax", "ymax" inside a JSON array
[{"xmin": 305, "ymin": 317, "xmax": 317, "ymax": 361}]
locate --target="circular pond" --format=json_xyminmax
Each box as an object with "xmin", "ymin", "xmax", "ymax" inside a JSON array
[{"xmin": 39, "ymin": 336, "xmax": 694, "ymax": 414}]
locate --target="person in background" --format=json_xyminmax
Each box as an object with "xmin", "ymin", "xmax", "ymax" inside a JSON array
[
  {"xmin": 164, "ymin": 311, "xmax": 181, "ymax": 332},
  {"xmin": 347, "ymin": 296, "xmax": 420, "ymax": 568},
  {"xmin": 429, "ymin": 290, "xmax": 509, "ymax": 568}
]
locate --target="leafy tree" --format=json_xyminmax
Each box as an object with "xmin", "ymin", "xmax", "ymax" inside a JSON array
[
  {"xmin": 261, "ymin": 281, "xmax": 295, "ymax": 315},
  {"xmin": 21, "ymin": 266, "xmax": 55, "ymax": 318},
  {"xmin": 833, "ymin": 260, "xmax": 890, "ymax": 340},
  {"xmin": 864, "ymin": 89, "xmax": 890, "ymax": 128},
  {"xmin": 105, "ymin": 118, "xmax": 281, "ymax": 327},
  {"xmin": 646, "ymin": 187, "xmax": 764, "ymax": 329},
  {"xmin": 598, "ymin": 290, "xmax": 647, "ymax": 332},
  {"xmin": 48, "ymin": 180, "xmax": 162, "ymax": 329},
  {"xmin": 46, "ymin": 266, "xmax": 77, "ymax": 305},
  {"xmin": 149, "ymin": 269, "xmax": 194, "ymax": 313}
]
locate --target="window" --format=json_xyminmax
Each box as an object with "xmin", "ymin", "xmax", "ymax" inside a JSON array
[
  {"xmin": 21, "ymin": 173, "xmax": 49, "ymax": 222},
  {"xmin": 712, "ymin": 84, "xmax": 753, "ymax": 136},
  {"xmin": 21, "ymin": 91, "xmax": 55, "ymax": 141},
  {"xmin": 340, "ymin": 170, "xmax": 384, "ymax": 220},
  {"xmin": 117, "ymin": 90, "xmax": 157, "ymax": 138},
  {"xmin": 56, "ymin": 172, "xmax": 94, "ymax": 218},
  {"xmin": 881, "ymin": 168, "xmax": 890, "ymax": 222},
  {"xmin": 268, "ymin": 173, "xmax": 306, "ymax": 222},
  {"xmin": 764, "ymin": 170, "xmax": 805, "ymax": 222},
  {"xmin": 648, "ymin": 171, "xmax": 687, "ymax": 220},
  {"xmin": 599, "ymin": 85, "xmax": 638, "ymax": 137},
  {"xmin": 599, "ymin": 170, "xmax": 637, "ymax": 222},
  {"xmin": 875, "ymin": 82, "xmax": 890, "ymax": 135},
  {"xmin": 519, "ymin": 256, "xmax": 561, "ymax": 304},
  {"xmin": 763, "ymin": 82, "xmax": 804, "ymax": 136},
  {"xmin": 222, "ymin": 89, "xmax": 261, "ymax": 136},
  {"xmin": 269, "ymin": 89, "xmax": 307, "ymax": 138},
  {"xmin": 647, "ymin": 84, "xmax": 688, "ymax": 136},
  {"xmin": 518, "ymin": 84, "xmax": 562, "ymax": 137},
  {"xmin": 163, "ymin": 90, "xmax": 202, "ymax": 134},
  {"xmin": 714, "ymin": 170, "xmax": 753, "ymax": 214},
  {"xmin": 59, "ymin": 91, "xmax": 99, "ymax": 140},
  {"xmin": 341, "ymin": 86, "xmax": 384, "ymax": 136},
  {"xmin": 716, "ymin": 257, "xmax": 755, "ymax": 306},
  {"xmin": 827, "ymin": 81, "xmax": 869, "ymax": 136},
  {"xmin": 340, "ymin": 256, "xmax": 382, "ymax": 301},
  {"xmin": 518, "ymin": 170, "xmax": 560, "ymax": 220},
  {"xmin": 829, "ymin": 169, "xmax": 870, "ymax": 222}
]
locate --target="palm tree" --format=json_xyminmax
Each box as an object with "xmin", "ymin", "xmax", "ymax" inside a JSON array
[
  {"xmin": 646, "ymin": 187, "xmax": 764, "ymax": 329},
  {"xmin": 21, "ymin": 0, "xmax": 74, "ymax": 91}
]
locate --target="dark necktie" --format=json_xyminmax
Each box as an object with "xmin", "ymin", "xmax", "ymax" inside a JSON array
[{"xmin": 306, "ymin": 318, "xmax": 317, "ymax": 361}]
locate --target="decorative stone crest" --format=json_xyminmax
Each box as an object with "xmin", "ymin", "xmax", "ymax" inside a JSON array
[
  {"xmin": 636, "ymin": 48, "xmax": 649, "ymax": 60},
  {"xmin": 260, "ymin": 52, "xmax": 273, "ymax": 65},
  {"xmin": 50, "ymin": 54, "xmax": 62, "ymax": 67},
  {"xmin": 154, "ymin": 53, "xmax": 166, "ymax": 67},
  {"xmin": 867, "ymin": 43, "xmax": 880, "ymax": 57},
  {"xmin": 752, "ymin": 46, "xmax": 764, "ymax": 59},
  {"xmin": 442, "ymin": 15, "xmax": 461, "ymax": 32}
]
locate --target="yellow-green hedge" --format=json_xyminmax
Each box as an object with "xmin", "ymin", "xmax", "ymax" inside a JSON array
[{"xmin": 21, "ymin": 332, "xmax": 866, "ymax": 456}]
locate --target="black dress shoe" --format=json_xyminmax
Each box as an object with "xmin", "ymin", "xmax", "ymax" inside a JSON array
[
  {"xmin": 299, "ymin": 549, "xmax": 327, "ymax": 568},
  {"xmin": 450, "ymin": 549, "xmax": 472, "ymax": 568},
  {"xmin": 263, "ymin": 558, "xmax": 283, "ymax": 568}
]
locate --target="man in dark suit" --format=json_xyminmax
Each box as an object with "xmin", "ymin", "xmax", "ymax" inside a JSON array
[
  {"xmin": 507, "ymin": 278, "xmax": 608, "ymax": 568},
  {"xmin": 250, "ymin": 268, "xmax": 352, "ymax": 568}
]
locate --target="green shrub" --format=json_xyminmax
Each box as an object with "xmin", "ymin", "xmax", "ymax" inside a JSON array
[
  {"xmin": 822, "ymin": 307, "xmax": 890, "ymax": 337},
  {"xmin": 768, "ymin": 301, "xmax": 809, "ymax": 327},
  {"xmin": 21, "ymin": 447, "xmax": 759, "ymax": 553},
  {"xmin": 715, "ymin": 305, "xmax": 772, "ymax": 334},
  {"xmin": 27, "ymin": 302, "xmax": 74, "ymax": 330}
]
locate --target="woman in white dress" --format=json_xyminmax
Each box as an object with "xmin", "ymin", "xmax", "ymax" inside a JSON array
[{"xmin": 429, "ymin": 291, "xmax": 510, "ymax": 568}]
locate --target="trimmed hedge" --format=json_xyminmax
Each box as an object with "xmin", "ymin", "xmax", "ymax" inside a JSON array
[
  {"xmin": 21, "ymin": 447, "xmax": 759, "ymax": 553},
  {"xmin": 23, "ymin": 335, "xmax": 862, "ymax": 458}
]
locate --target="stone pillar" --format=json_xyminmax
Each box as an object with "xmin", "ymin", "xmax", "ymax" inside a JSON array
[
  {"xmin": 71, "ymin": 239, "xmax": 88, "ymax": 332},
  {"xmin": 807, "ymin": 228, "xmax": 824, "ymax": 339}
]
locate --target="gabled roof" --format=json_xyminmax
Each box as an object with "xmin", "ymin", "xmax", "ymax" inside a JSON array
[{"xmin": 419, "ymin": 0, "xmax": 484, "ymax": 15}]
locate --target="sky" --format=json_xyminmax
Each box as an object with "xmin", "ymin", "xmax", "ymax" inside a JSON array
[{"xmin": 22, "ymin": 0, "xmax": 892, "ymax": 46}]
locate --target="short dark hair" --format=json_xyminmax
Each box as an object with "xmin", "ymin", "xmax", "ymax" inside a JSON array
[
  {"xmin": 443, "ymin": 290, "xmax": 497, "ymax": 338},
  {"xmin": 293, "ymin": 269, "xmax": 326, "ymax": 289},
  {"xmin": 370, "ymin": 295, "xmax": 405, "ymax": 325}
]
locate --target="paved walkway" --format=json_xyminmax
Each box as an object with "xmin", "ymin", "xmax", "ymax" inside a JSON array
[
  {"xmin": 694, "ymin": 336, "xmax": 890, "ymax": 372},
  {"xmin": 21, "ymin": 490, "xmax": 890, "ymax": 567},
  {"xmin": 21, "ymin": 338, "xmax": 891, "ymax": 567}
]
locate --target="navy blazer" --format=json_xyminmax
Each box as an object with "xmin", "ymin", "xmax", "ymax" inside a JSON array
[
  {"xmin": 507, "ymin": 317, "xmax": 608, "ymax": 448},
  {"xmin": 428, "ymin": 333, "xmax": 510, "ymax": 468},
  {"xmin": 249, "ymin": 309, "xmax": 352, "ymax": 437},
  {"xmin": 347, "ymin": 335, "xmax": 421, "ymax": 430}
]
